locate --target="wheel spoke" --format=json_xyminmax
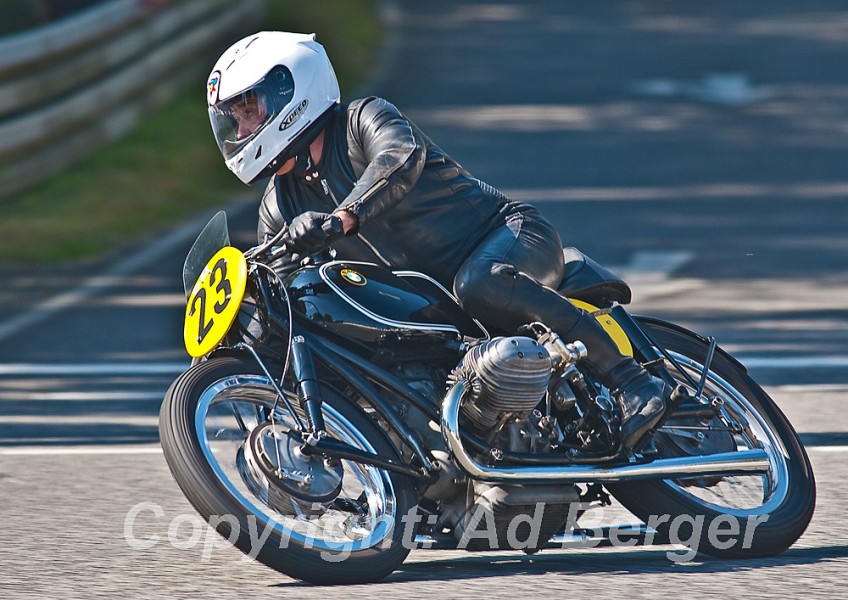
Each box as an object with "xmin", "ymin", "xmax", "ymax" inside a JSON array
[
  {"xmin": 660, "ymin": 355, "xmax": 790, "ymax": 514},
  {"xmin": 195, "ymin": 375, "xmax": 398, "ymax": 551}
]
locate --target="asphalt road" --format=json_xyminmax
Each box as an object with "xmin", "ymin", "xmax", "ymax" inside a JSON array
[{"xmin": 1, "ymin": 1, "xmax": 847, "ymax": 598}]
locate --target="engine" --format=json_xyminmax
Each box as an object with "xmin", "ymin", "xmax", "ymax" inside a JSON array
[
  {"xmin": 449, "ymin": 336, "xmax": 552, "ymax": 431},
  {"xmin": 415, "ymin": 336, "xmax": 583, "ymax": 551}
]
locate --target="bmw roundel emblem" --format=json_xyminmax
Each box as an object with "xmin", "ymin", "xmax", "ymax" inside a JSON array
[{"xmin": 341, "ymin": 268, "xmax": 367, "ymax": 286}]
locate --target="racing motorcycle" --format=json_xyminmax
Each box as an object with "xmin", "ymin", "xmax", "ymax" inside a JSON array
[{"xmin": 159, "ymin": 211, "xmax": 815, "ymax": 584}]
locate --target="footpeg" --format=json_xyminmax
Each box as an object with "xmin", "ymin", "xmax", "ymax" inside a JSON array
[
  {"xmin": 632, "ymin": 384, "xmax": 691, "ymax": 452},
  {"xmin": 632, "ymin": 436, "xmax": 658, "ymax": 457},
  {"xmin": 670, "ymin": 384, "xmax": 691, "ymax": 405},
  {"xmin": 624, "ymin": 382, "xmax": 690, "ymax": 452}
]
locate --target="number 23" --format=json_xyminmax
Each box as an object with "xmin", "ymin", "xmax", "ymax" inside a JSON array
[{"xmin": 189, "ymin": 258, "xmax": 231, "ymax": 343}]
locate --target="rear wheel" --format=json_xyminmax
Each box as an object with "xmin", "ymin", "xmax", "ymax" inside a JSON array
[
  {"xmin": 607, "ymin": 320, "xmax": 815, "ymax": 557},
  {"xmin": 159, "ymin": 354, "xmax": 417, "ymax": 584}
]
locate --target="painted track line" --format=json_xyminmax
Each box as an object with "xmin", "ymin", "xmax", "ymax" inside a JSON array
[
  {"xmin": 0, "ymin": 391, "xmax": 164, "ymax": 401},
  {"xmin": 502, "ymin": 182, "xmax": 848, "ymax": 202},
  {"xmin": 0, "ymin": 415, "xmax": 158, "ymax": 426},
  {"xmin": 0, "ymin": 445, "xmax": 163, "ymax": 456},
  {"xmin": 1, "ymin": 444, "xmax": 845, "ymax": 457},
  {"xmin": 1, "ymin": 355, "xmax": 847, "ymax": 378},
  {"xmin": 738, "ymin": 356, "xmax": 848, "ymax": 369},
  {"xmin": 0, "ymin": 362, "xmax": 187, "ymax": 376}
]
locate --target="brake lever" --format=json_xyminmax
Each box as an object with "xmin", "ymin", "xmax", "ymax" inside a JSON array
[
  {"xmin": 245, "ymin": 226, "xmax": 291, "ymax": 260},
  {"xmin": 253, "ymin": 215, "xmax": 343, "ymax": 263},
  {"xmin": 269, "ymin": 239, "xmax": 294, "ymax": 262}
]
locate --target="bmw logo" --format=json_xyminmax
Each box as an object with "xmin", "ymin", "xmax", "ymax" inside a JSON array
[{"xmin": 341, "ymin": 269, "xmax": 367, "ymax": 286}]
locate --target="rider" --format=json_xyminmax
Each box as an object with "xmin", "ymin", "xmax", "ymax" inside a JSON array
[{"xmin": 206, "ymin": 31, "xmax": 668, "ymax": 449}]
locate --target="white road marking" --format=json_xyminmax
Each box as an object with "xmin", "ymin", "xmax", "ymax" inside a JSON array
[
  {"xmin": 1, "ymin": 445, "xmax": 844, "ymax": 457},
  {"xmin": 617, "ymin": 250, "xmax": 694, "ymax": 276},
  {"xmin": 0, "ymin": 445, "xmax": 163, "ymax": 456},
  {"xmin": 0, "ymin": 415, "xmax": 158, "ymax": 426},
  {"xmin": 93, "ymin": 293, "xmax": 185, "ymax": 307},
  {"xmin": 630, "ymin": 73, "xmax": 773, "ymax": 106},
  {"xmin": 0, "ymin": 354, "xmax": 847, "ymax": 379},
  {"xmin": 0, "ymin": 362, "xmax": 188, "ymax": 376},
  {"xmin": 0, "ymin": 391, "xmax": 163, "ymax": 401},
  {"xmin": 503, "ymin": 182, "xmax": 848, "ymax": 202},
  {"xmin": 737, "ymin": 356, "xmax": 848, "ymax": 369},
  {"xmin": 772, "ymin": 384, "xmax": 848, "ymax": 392},
  {"xmin": 610, "ymin": 250, "xmax": 694, "ymax": 295}
]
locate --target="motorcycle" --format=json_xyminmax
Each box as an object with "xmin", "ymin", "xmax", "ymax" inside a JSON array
[{"xmin": 159, "ymin": 210, "xmax": 815, "ymax": 584}]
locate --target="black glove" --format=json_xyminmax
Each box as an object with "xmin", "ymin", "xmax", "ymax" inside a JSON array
[{"xmin": 287, "ymin": 211, "xmax": 344, "ymax": 255}]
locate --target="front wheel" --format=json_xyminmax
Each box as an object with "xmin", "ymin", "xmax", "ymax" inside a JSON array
[
  {"xmin": 159, "ymin": 354, "xmax": 417, "ymax": 584},
  {"xmin": 607, "ymin": 320, "xmax": 815, "ymax": 558}
]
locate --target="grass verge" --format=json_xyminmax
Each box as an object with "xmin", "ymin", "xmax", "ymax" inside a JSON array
[{"xmin": 0, "ymin": 0, "xmax": 381, "ymax": 264}]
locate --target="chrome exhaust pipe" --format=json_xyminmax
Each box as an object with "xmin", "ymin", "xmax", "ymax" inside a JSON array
[{"xmin": 441, "ymin": 381, "xmax": 771, "ymax": 483}]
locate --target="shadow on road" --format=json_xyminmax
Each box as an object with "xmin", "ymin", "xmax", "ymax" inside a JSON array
[
  {"xmin": 271, "ymin": 544, "xmax": 848, "ymax": 587},
  {"xmin": 393, "ymin": 545, "xmax": 848, "ymax": 579}
]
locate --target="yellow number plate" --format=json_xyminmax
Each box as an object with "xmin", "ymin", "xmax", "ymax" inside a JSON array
[{"xmin": 184, "ymin": 246, "xmax": 248, "ymax": 358}]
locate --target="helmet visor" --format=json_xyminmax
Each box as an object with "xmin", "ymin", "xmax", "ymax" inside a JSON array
[{"xmin": 208, "ymin": 65, "xmax": 295, "ymax": 160}]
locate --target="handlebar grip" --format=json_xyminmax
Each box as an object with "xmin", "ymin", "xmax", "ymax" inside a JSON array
[{"xmin": 322, "ymin": 215, "xmax": 343, "ymax": 235}]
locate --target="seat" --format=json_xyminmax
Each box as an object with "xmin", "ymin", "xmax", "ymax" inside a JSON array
[{"xmin": 556, "ymin": 247, "xmax": 632, "ymax": 307}]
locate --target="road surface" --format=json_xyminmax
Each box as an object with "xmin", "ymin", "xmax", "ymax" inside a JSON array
[{"xmin": 1, "ymin": 1, "xmax": 846, "ymax": 598}]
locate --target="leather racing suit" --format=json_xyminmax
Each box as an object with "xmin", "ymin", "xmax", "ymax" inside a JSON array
[{"xmin": 258, "ymin": 96, "xmax": 570, "ymax": 335}]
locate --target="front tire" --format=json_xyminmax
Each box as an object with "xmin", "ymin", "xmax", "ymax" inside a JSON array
[
  {"xmin": 159, "ymin": 354, "xmax": 417, "ymax": 584},
  {"xmin": 607, "ymin": 320, "xmax": 815, "ymax": 558}
]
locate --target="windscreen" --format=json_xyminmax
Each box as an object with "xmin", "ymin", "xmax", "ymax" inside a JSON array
[{"xmin": 182, "ymin": 211, "xmax": 230, "ymax": 297}]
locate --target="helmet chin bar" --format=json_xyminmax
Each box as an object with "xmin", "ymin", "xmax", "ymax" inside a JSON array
[{"xmin": 249, "ymin": 105, "xmax": 337, "ymax": 184}]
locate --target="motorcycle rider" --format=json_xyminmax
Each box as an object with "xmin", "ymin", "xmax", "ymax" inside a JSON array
[{"xmin": 206, "ymin": 32, "xmax": 668, "ymax": 449}]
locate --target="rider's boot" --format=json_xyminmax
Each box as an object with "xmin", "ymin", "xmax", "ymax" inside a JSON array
[{"xmin": 562, "ymin": 312, "xmax": 669, "ymax": 449}]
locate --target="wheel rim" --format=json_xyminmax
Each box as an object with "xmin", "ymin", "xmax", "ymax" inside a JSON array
[
  {"xmin": 658, "ymin": 352, "xmax": 791, "ymax": 517},
  {"xmin": 193, "ymin": 374, "xmax": 398, "ymax": 552}
]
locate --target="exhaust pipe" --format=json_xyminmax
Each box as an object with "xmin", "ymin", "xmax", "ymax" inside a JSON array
[{"xmin": 441, "ymin": 381, "xmax": 771, "ymax": 483}]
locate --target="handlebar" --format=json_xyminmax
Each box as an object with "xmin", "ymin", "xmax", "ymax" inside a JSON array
[{"xmin": 245, "ymin": 215, "xmax": 343, "ymax": 263}]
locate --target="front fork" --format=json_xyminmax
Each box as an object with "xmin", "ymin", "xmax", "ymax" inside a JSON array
[
  {"xmin": 290, "ymin": 335, "xmax": 327, "ymax": 445},
  {"xmin": 237, "ymin": 335, "xmax": 328, "ymax": 443}
]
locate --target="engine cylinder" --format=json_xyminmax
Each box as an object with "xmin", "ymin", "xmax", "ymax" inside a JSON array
[{"xmin": 452, "ymin": 336, "xmax": 552, "ymax": 430}]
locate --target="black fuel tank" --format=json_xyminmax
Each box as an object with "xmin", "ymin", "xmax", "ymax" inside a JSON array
[{"xmin": 286, "ymin": 261, "xmax": 488, "ymax": 344}]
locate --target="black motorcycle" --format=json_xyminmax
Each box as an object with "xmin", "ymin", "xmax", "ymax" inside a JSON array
[{"xmin": 159, "ymin": 211, "xmax": 815, "ymax": 584}]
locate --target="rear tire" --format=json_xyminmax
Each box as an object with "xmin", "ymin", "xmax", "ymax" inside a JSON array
[
  {"xmin": 159, "ymin": 354, "xmax": 417, "ymax": 584},
  {"xmin": 607, "ymin": 320, "xmax": 815, "ymax": 558}
]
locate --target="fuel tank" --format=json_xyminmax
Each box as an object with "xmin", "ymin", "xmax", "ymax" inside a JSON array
[{"xmin": 286, "ymin": 261, "xmax": 488, "ymax": 344}]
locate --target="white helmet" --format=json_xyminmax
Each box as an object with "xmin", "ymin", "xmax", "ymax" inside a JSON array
[{"xmin": 206, "ymin": 31, "xmax": 340, "ymax": 184}]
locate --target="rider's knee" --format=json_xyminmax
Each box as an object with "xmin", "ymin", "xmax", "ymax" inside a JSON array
[{"xmin": 453, "ymin": 261, "xmax": 518, "ymax": 316}]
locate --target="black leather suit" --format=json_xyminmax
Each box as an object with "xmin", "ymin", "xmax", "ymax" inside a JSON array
[{"xmin": 257, "ymin": 96, "xmax": 585, "ymax": 337}]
